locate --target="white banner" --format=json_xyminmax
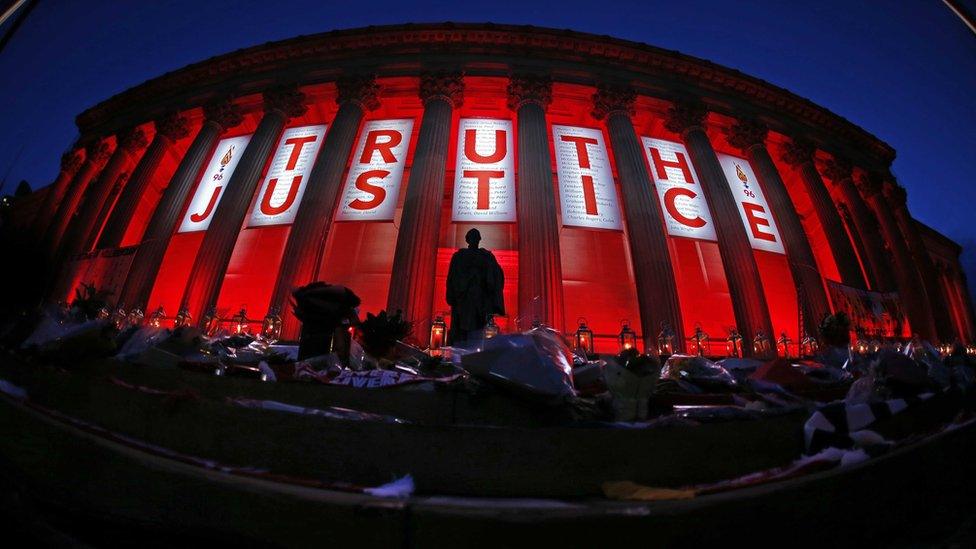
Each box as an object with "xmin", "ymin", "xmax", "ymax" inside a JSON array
[
  {"xmin": 178, "ymin": 134, "xmax": 252, "ymax": 233},
  {"xmin": 716, "ymin": 153, "xmax": 785, "ymax": 254},
  {"xmin": 248, "ymin": 125, "xmax": 327, "ymax": 227},
  {"xmin": 643, "ymin": 137, "xmax": 717, "ymax": 242},
  {"xmin": 452, "ymin": 118, "xmax": 515, "ymax": 222},
  {"xmin": 336, "ymin": 119, "xmax": 414, "ymax": 221},
  {"xmin": 552, "ymin": 125, "xmax": 622, "ymax": 230}
]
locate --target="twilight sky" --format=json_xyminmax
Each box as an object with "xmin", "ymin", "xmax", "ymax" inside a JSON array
[{"xmin": 1, "ymin": 0, "xmax": 974, "ymax": 277}]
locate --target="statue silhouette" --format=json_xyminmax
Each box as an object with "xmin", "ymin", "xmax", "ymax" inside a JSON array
[{"xmin": 446, "ymin": 228, "xmax": 505, "ymax": 344}]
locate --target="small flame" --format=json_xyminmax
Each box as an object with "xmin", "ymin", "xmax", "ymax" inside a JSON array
[
  {"xmin": 220, "ymin": 145, "xmax": 234, "ymax": 168},
  {"xmin": 735, "ymin": 163, "xmax": 748, "ymax": 184}
]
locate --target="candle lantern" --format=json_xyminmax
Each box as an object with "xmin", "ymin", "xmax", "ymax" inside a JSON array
[
  {"xmin": 800, "ymin": 332, "xmax": 819, "ymax": 357},
  {"xmin": 657, "ymin": 322, "xmax": 675, "ymax": 356},
  {"xmin": 776, "ymin": 332, "xmax": 792, "ymax": 358},
  {"xmin": 125, "ymin": 308, "xmax": 145, "ymax": 329},
  {"xmin": 484, "ymin": 314, "xmax": 499, "ymax": 340},
  {"xmin": 619, "ymin": 319, "xmax": 637, "ymax": 352},
  {"xmin": 726, "ymin": 328, "xmax": 743, "ymax": 358},
  {"xmin": 574, "ymin": 317, "xmax": 594, "ymax": 356},
  {"xmin": 687, "ymin": 324, "xmax": 709, "ymax": 356},
  {"xmin": 148, "ymin": 306, "xmax": 165, "ymax": 328},
  {"xmin": 260, "ymin": 306, "xmax": 283, "ymax": 344},
  {"xmin": 429, "ymin": 314, "xmax": 446, "ymax": 354},
  {"xmin": 753, "ymin": 330, "xmax": 771, "ymax": 356},
  {"xmin": 174, "ymin": 307, "xmax": 192, "ymax": 329},
  {"xmin": 853, "ymin": 338, "xmax": 869, "ymax": 356},
  {"xmin": 232, "ymin": 307, "xmax": 249, "ymax": 335},
  {"xmin": 201, "ymin": 307, "xmax": 220, "ymax": 337},
  {"xmin": 110, "ymin": 306, "xmax": 127, "ymax": 330}
]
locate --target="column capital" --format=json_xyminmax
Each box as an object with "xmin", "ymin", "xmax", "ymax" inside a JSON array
[
  {"xmin": 60, "ymin": 148, "xmax": 85, "ymax": 175},
  {"xmin": 780, "ymin": 137, "xmax": 816, "ymax": 168},
  {"xmin": 663, "ymin": 98, "xmax": 708, "ymax": 135},
  {"xmin": 821, "ymin": 157, "xmax": 853, "ymax": 183},
  {"xmin": 203, "ymin": 98, "xmax": 244, "ymax": 130},
  {"xmin": 854, "ymin": 171, "xmax": 884, "ymax": 199},
  {"xmin": 591, "ymin": 84, "xmax": 636, "ymax": 120},
  {"xmin": 507, "ymin": 73, "xmax": 552, "ymax": 111},
  {"xmin": 419, "ymin": 72, "xmax": 464, "ymax": 107},
  {"xmin": 118, "ymin": 128, "xmax": 149, "ymax": 154},
  {"xmin": 263, "ymin": 85, "xmax": 308, "ymax": 119},
  {"xmin": 85, "ymin": 139, "xmax": 112, "ymax": 166},
  {"xmin": 883, "ymin": 181, "xmax": 908, "ymax": 208},
  {"xmin": 726, "ymin": 118, "xmax": 769, "ymax": 153},
  {"xmin": 336, "ymin": 74, "xmax": 381, "ymax": 111},
  {"xmin": 155, "ymin": 111, "xmax": 191, "ymax": 142}
]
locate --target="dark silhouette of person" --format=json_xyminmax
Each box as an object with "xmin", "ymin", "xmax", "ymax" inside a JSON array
[{"xmin": 446, "ymin": 228, "xmax": 505, "ymax": 344}]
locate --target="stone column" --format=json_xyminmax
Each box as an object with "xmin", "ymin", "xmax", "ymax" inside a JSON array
[
  {"xmin": 53, "ymin": 128, "xmax": 148, "ymax": 265},
  {"xmin": 97, "ymin": 112, "xmax": 192, "ymax": 250},
  {"xmin": 726, "ymin": 119, "xmax": 831, "ymax": 336},
  {"xmin": 781, "ymin": 138, "xmax": 867, "ymax": 290},
  {"xmin": 180, "ymin": 86, "xmax": 307, "ymax": 321},
  {"xmin": 84, "ymin": 170, "xmax": 130, "ymax": 251},
  {"xmin": 507, "ymin": 74, "xmax": 565, "ymax": 332},
  {"xmin": 40, "ymin": 140, "xmax": 111, "ymax": 261},
  {"xmin": 821, "ymin": 158, "xmax": 897, "ymax": 292},
  {"xmin": 269, "ymin": 75, "xmax": 380, "ymax": 339},
  {"xmin": 884, "ymin": 181, "xmax": 952, "ymax": 341},
  {"xmin": 32, "ymin": 148, "xmax": 83, "ymax": 240},
  {"xmin": 386, "ymin": 72, "xmax": 463, "ymax": 339},
  {"xmin": 592, "ymin": 84, "xmax": 684, "ymax": 351},
  {"xmin": 664, "ymin": 100, "xmax": 774, "ymax": 356},
  {"xmin": 118, "ymin": 99, "xmax": 243, "ymax": 310},
  {"xmin": 951, "ymin": 268, "xmax": 976, "ymax": 342},
  {"xmin": 858, "ymin": 172, "xmax": 938, "ymax": 340}
]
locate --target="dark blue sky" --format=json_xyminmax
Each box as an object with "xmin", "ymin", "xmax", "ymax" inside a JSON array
[{"xmin": 1, "ymin": 1, "xmax": 974, "ymax": 275}]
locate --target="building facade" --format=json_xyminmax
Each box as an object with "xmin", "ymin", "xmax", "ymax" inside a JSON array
[{"xmin": 24, "ymin": 23, "xmax": 976, "ymax": 354}]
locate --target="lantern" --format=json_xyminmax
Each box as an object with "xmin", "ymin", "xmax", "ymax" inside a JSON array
[
  {"xmin": 96, "ymin": 306, "xmax": 110, "ymax": 320},
  {"xmin": 174, "ymin": 307, "xmax": 192, "ymax": 329},
  {"xmin": 574, "ymin": 317, "xmax": 594, "ymax": 356},
  {"xmin": 619, "ymin": 319, "xmax": 637, "ymax": 352},
  {"xmin": 870, "ymin": 339, "xmax": 882, "ymax": 354},
  {"xmin": 753, "ymin": 331, "xmax": 770, "ymax": 356},
  {"xmin": 260, "ymin": 306, "xmax": 283, "ymax": 344},
  {"xmin": 657, "ymin": 322, "xmax": 675, "ymax": 356},
  {"xmin": 430, "ymin": 314, "xmax": 446, "ymax": 354},
  {"xmin": 853, "ymin": 338, "xmax": 869, "ymax": 356},
  {"xmin": 800, "ymin": 332, "xmax": 819, "ymax": 357},
  {"xmin": 687, "ymin": 324, "xmax": 709, "ymax": 357},
  {"xmin": 726, "ymin": 328, "xmax": 743, "ymax": 358},
  {"xmin": 776, "ymin": 332, "xmax": 792, "ymax": 358},
  {"xmin": 110, "ymin": 306, "xmax": 127, "ymax": 330},
  {"xmin": 125, "ymin": 308, "xmax": 144, "ymax": 329},
  {"xmin": 201, "ymin": 307, "xmax": 220, "ymax": 337},
  {"xmin": 148, "ymin": 306, "xmax": 165, "ymax": 328},
  {"xmin": 484, "ymin": 314, "xmax": 499, "ymax": 340},
  {"xmin": 231, "ymin": 307, "xmax": 249, "ymax": 335}
]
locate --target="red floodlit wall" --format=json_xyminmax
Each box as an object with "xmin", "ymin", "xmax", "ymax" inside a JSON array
[
  {"xmin": 318, "ymin": 77, "xmax": 423, "ymax": 320},
  {"xmin": 432, "ymin": 77, "xmax": 519, "ymax": 337},
  {"xmin": 548, "ymin": 83, "xmax": 641, "ymax": 352},
  {"xmin": 216, "ymin": 85, "xmax": 338, "ymax": 321},
  {"xmin": 633, "ymin": 97, "xmax": 738, "ymax": 347},
  {"xmin": 145, "ymin": 100, "xmax": 264, "ymax": 317}
]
